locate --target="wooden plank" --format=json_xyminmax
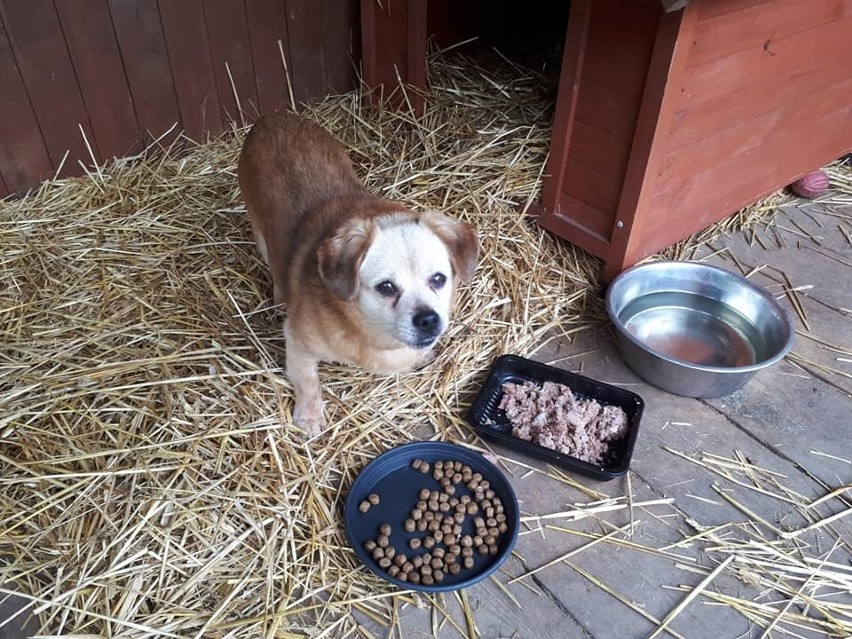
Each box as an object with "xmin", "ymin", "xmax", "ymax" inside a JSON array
[
  {"xmin": 321, "ymin": 0, "xmax": 357, "ymax": 95},
  {"xmin": 54, "ymin": 0, "xmax": 140, "ymax": 161},
  {"xmin": 0, "ymin": 16, "xmax": 53, "ymax": 194},
  {"xmin": 644, "ymin": 103, "xmax": 852, "ymax": 261},
  {"xmin": 406, "ymin": 0, "xmax": 427, "ymax": 115},
  {"xmin": 696, "ymin": 0, "xmax": 772, "ymax": 23},
  {"xmin": 245, "ymin": 0, "xmax": 291, "ymax": 115},
  {"xmin": 203, "ymin": 0, "xmax": 258, "ymax": 126},
  {"xmin": 359, "ymin": 0, "xmax": 410, "ymax": 102},
  {"xmin": 539, "ymin": 0, "xmax": 592, "ymax": 221},
  {"xmin": 606, "ymin": 5, "xmax": 694, "ymax": 279},
  {"xmin": 392, "ymin": 550, "xmax": 592, "ymax": 638},
  {"xmin": 698, "ymin": 204, "xmax": 852, "ymax": 313},
  {"xmin": 657, "ymin": 78, "xmax": 852, "ymax": 185},
  {"xmin": 682, "ymin": 14, "xmax": 852, "ymax": 107},
  {"xmin": 562, "ymin": 159, "xmax": 623, "ymax": 222},
  {"xmin": 696, "ymin": 238, "xmax": 852, "ymax": 478},
  {"xmin": 159, "ymin": 0, "xmax": 223, "ymax": 141},
  {"xmin": 580, "ymin": 0, "xmax": 661, "ymax": 101},
  {"xmin": 535, "ymin": 196, "xmax": 612, "ymax": 258},
  {"xmin": 515, "ymin": 473, "xmax": 758, "ymax": 638},
  {"xmin": 570, "ymin": 122, "xmax": 632, "ymax": 178},
  {"xmin": 707, "ymin": 362, "xmax": 852, "ymax": 486},
  {"xmin": 689, "ymin": 0, "xmax": 845, "ymax": 67},
  {"xmin": 1, "ymin": 0, "xmax": 94, "ymax": 174},
  {"xmin": 283, "ymin": 0, "xmax": 326, "ymax": 105},
  {"xmin": 666, "ymin": 49, "xmax": 851, "ymax": 152},
  {"xmin": 109, "ymin": 0, "xmax": 181, "ymax": 142},
  {"xmin": 574, "ymin": 81, "xmax": 643, "ymax": 144}
]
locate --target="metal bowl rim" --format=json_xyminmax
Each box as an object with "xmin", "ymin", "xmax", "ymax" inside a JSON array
[{"xmin": 605, "ymin": 261, "xmax": 795, "ymax": 374}]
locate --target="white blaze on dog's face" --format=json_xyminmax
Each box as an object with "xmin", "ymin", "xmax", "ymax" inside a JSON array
[{"xmin": 357, "ymin": 221, "xmax": 455, "ymax": 350}]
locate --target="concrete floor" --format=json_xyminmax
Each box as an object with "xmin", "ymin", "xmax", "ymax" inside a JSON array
[{"xmin": 2, "ymin": 200, "xmax": 850, "ymax": 638}]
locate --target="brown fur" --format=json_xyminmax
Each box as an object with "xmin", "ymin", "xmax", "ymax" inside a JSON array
[{"xmin": 238, "ymin": 111, "xmax": 478, "ymax": 436}]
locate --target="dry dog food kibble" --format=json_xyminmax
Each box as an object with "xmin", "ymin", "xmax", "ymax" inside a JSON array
[
  {"xmin": 500, "ymin": 380, "xmax": 629, "ymax": 464},
  {"xmin": 358, "ymin": 457, "xmax": 511, "ymax": 586}
]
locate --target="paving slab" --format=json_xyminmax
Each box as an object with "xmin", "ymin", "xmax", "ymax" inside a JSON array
[{"xmin": 697, "ymin": 201, "xmax": 852, "ymax": 314}]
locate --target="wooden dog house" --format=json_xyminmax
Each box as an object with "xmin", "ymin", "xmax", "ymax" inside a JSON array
[{"xmin": 363, "ymin": 0, "xmax": 852, "ymax": 278}]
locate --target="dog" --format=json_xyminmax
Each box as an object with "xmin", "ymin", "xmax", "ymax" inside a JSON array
[{"xmin": 237, "ymin": 112, "xmax": 479, "ymax": 437}]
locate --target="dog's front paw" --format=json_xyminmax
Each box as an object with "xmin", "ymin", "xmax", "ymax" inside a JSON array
[{"xmin": 293, "ymin": 398, "xmax": 327, "ymax": 439}]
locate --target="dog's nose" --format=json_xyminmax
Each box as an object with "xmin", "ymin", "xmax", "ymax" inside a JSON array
[{"xmin": 413, "ymin": 310, "xmax": 441, "ymax": 336}]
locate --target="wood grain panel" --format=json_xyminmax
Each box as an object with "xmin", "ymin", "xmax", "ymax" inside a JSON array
[
  {"xmin": 607, "ymin": 3, "xmax": 693, "ymax": 279},
  {"xmin": 246, "ymin": 0, "xmax": 292, "ymax": 114},
  {"xmin": 159, "ymin": 0, "xmax": 224, "ymax": 142},
  {"xmin": 666, "ymin": 49, "xmax": 851, "ymax": 151},
  {"xmin": 109, "ymin": 0, "xmax": 180, "ymax": 142},
  {"xmin": 646, "ymin": 104, "xmax": 852, "ymax": 259},
  {"xmin": 574, "ymin": 81, "xmax": 643, "ymax": 144},
  {"xmin": 682, "ymin": 14, "xmax": 852, "ymax": 106},
  {"xmin": 1, "ymin": 0, "xmax": 94, "ymax": 173},
  {"xmin": 696, "ymin": 0, "xmax": 771, "ymax": 22},
  {"xmin": 569, "ymin": 122, "xmax": 632, "ymax": 177},
  {"xmin": 658, "ymin": 77, "xmax": 852, "ymax": 184},
  {"xmin": 360, "ymin": 0, "xmax": 409, "ymax": 99},
  {"xmin": 322, "ymin": 0, "xmax": 357, "ymax": 94},
  {"xmin": 0, "ymin": 17, "xmax": 53, "ymax": 195},
  {"xmin": 538, "ymin": 0, "xmax": 592, "ymax": 221},
  {"xmin": 284, "ymin": 0, "xmax": 326, "ymax": 105},
  {"xmin": 203, "ymin": 0, "xmax": 258, "ymax": 125},
  {"xmin": 55, "ymin": 0, "xmax": 140, "ymax": 160},
  {"xmin": 689, "ymin": 0, "xmax": 845, "ymax": 66},
  {"xmin": 538, "ymin": 194, "xmax": 612, "ymax": 257},
  {"xmin": 561, "ymin": 158, "xmax": 623, "ymax": 226},
  {"xmin": 580, "ymin": 0, "xmax": 660, "ymax": 101}
]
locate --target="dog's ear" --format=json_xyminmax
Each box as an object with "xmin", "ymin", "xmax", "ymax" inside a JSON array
[
  {"xmin": 421, "ymin": 212, "xmax": 479, "ymax": 284},
  {"xmin": 317, "ymin": 219, "xmax": 374, "ymax": 300}
]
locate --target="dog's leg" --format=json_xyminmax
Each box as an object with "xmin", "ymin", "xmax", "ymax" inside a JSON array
[{"xmin": 284, "ymin": 328, "xmax": 327, "ymax": 438}]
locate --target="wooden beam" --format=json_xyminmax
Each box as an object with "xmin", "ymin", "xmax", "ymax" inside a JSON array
[{"xmin": 661, "ymin": 0, "xmax": 691, "ymax": 12}]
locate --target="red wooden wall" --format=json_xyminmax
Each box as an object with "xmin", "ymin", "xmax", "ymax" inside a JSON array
[
  {"xmin": 636, "ymin": 0, "xmax": 852, "ymax": 261},
  {"xmin": 0, "ymin": 0, "xmax": 359, "ymax": 198}
]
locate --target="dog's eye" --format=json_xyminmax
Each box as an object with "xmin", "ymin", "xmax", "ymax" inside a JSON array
[
  {"xmin": 375, "ymin": 280, "xmax": 397, "ymax": 297},
  {"xmin": 430, "ymin": 273, "xmax": 447, "ymax": 290}
]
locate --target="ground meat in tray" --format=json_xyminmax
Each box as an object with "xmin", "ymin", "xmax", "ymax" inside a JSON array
[{"xmin": 498, "ymin": 380, "xmax": 630, "ymax": 465}]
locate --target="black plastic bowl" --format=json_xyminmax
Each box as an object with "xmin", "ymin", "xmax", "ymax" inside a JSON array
[
  {"xmin": 344, "ymin": 441, "xmax": 520, "ymax": 592},
  {"xmin": 466, "ymin": 355, "xmax": 644, "ymax": 481}
]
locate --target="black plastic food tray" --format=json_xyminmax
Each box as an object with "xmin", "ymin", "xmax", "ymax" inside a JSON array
[
  {"xmin": 466, "ymin": 355, "xmax": 644, "ymax": 481},
  {"xmin": 344, "ymin": 441, "xmax": 520, "ymax": 592}
]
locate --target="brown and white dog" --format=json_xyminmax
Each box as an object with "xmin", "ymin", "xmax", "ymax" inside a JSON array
[{"xmin": 238, "ymin": 112, "xmax": 479, "ymax": 437}]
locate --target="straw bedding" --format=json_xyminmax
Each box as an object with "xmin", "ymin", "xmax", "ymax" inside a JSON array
[
  {"xmin": 1, "ymin": 52, "xmax": 849, "ymax": 637},
  {"xmin": 0, "ymin": 53, "xmax": 591, "ymax": 638}
]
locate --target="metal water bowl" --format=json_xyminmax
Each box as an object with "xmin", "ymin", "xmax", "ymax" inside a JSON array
[{"xmin": 605, "ymin": 261, "xmax": 795, "ymax": 398}]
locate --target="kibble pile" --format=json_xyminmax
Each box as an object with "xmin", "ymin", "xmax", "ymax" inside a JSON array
[{"xmin": 360, "ymin": 458, "xmax": 509, "ymax": 586}]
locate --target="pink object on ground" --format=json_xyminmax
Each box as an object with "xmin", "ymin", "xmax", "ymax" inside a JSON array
[{"xmin": 790, "ymin": 170, "xmax": 830, "ymax": 199}]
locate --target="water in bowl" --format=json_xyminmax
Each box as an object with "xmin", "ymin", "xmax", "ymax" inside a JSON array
[{"xmin": 618, "ymin": 291, "xmax": 768, "ymax": 368}]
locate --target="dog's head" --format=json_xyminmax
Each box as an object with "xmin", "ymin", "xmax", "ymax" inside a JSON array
[{"xmin": 317, "ymin": 211, "xmax": 478, "ymax": 350}]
